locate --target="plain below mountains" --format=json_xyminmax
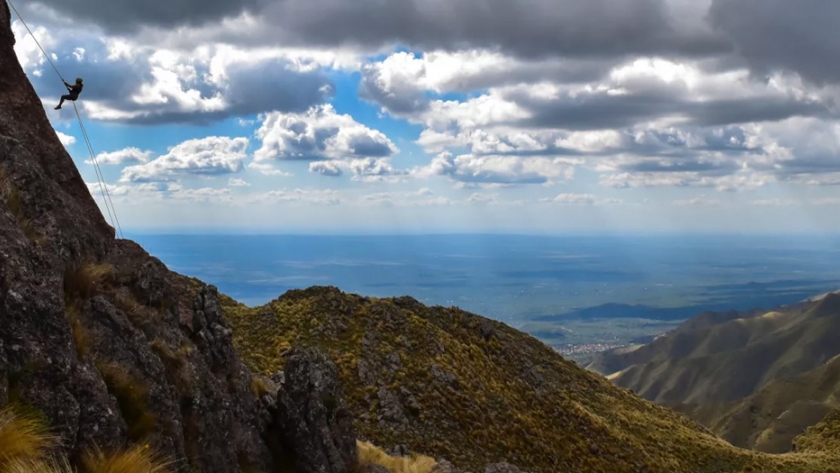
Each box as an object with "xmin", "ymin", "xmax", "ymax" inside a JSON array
[{"xmin": 588, "ymin": 289, "xmax": 840, "ymax": 454}]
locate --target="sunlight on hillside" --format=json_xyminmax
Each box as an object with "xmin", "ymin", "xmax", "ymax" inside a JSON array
[{"xmin": 357, "ymin": 441, "xmax": 438, "ymax": 473}]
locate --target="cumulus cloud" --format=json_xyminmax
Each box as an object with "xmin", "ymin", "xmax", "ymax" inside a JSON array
[
  {"xmin": 540, "ymin": 193, "xmax": 598, "ymax": 205},
  {"xmin": 88, "ymin": 147, "xmax": 153, "ymax": 165},
  {"xmin": 400, "ymin": 60, "xmax": 832, "ymax": 135},
  {"xmin": 360, "ymin": 51, "xmax": 612, "ymax": 115},
  {"xmin": 120, "ymin": 136, "xmax": 248, "ymax": 182},
  {"xmin": 413, "ymin": 151, "xmax": 575, "ymax": 185},
  {"xmin": 85, "ymin": 180, "xmax": 233, "ymax": 203},
  {"xmin": 228, "ymin": 177, "xmax": 251, "ymax": 187},
  {"xmin": 707, "ymin": 0, "xmax": 840, "ymax": 86},
  {"xmin": 600, "ymin": 169, "xmax": 771, "ymax": 192},
  {"xmin": 26, "ymin": 0, "xmax": 271, "ymax": 33},
  {"xmin": 249, "ymin": 188, "xmax": 342, "ymax": 206},
  {"xmin": 751, "ymin": 199, "xmax": 794, "ymax": 206},
  {"xmin": 25, "ymin": 0, "xmax": 840, "ymax": 201},
  {"xmin": 346, "ymin": 158, "xmax": 408, "ymax": 182},
  {"xmin": 309, "ymin": 161, "xmax": 343, "ymax": 177},
  {"xmin": 14, "ymin": 22, "xmax": 334, "ymax": 125},
  {"xmin": 672, "ymin": 195, "xmax": 723, "ymax": 206},
  {"xmin": 253, "ymin": 104, "xmax": 398, "ymax": 162},
  {"xmin": 167, "ymin": 185, "xmax": 233, "ymax": 202},
  {"xmin": 308, "ymin": 158, "xmax": 407, "ymax": 182},
  {"xmin": 27, "ymin": 0, "xmax": 726, "ymax": 61},
  {"xmin": 85, "ymin": 181, "xmax": 168, "ymax": 200},
  {"xmin": 361, "ymin": 188, "xmax": 450, "ymax": 207},
  {"xmin": 56, "ymin": 131, "xmax": 75, "ymax": 146},
  {"xmin": 247, "ymin": 162, "xmax": 292, "ymax": 177}
]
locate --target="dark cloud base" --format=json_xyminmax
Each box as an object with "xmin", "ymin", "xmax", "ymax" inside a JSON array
[{"xmin": 24, "ymin": 40, "xmax": 334, "ymax": 125}]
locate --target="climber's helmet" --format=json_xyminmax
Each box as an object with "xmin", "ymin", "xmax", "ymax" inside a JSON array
[{"xmin": 76, "ymin": 78, "xmax": 83, "ymax": 84}]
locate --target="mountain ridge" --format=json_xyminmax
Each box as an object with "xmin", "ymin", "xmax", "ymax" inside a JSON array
[
  {"xmin": 222, "ymin": 285, "xmax": 840, "ymax": 473},
  {"xmin": 589, "ymin": 289, "xmax": 840, "ymax": 456}
]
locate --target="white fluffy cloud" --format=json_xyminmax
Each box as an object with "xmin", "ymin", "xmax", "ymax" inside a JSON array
[
  {"xmin": 360, "ymin": 188, "xmax": 450, "ymax": 207},
  {"xmin": 56, "ymin": 131, "xmax": 76, "ymax": 146},
  {"xmin": 540, "ymin": 193, "xmax": 597, "ymax": 205},
  {"xmin": 360, "ymin": 53, "xmax": 840, "ymax": 191},
  {"xmin": 246, "ymin": 162, "xmax": 292, "ymax": 177},
  {"xmin": 360, "ymin": 50, "xmax": 611, "ymax": 114},
  {"xmin": 252, "ymin": 105, "xmax": 404, "ymax": 180},
  {"xmin": 253, "ymin": 104, "xmax": 398, "ymax": 162},
  {"xmin": 20, "ymin": 0, "xmax": 840, "ymax": 227},
  {"xmin": 309, "ymin": 157, "xmax": 407, "ymax": 182},
  {"xmin": 228, "ymin": 177, "xmax": 251, "ymax": 187},
  {"xmin": 249, "ymin": 188, "xmax": 342, "ymax": 206},
  {"xmin": 413, "ymin": 152, "xmax": 575, "ymax": 185},
  {"xmin": 120, "ymin": 136, "xmax": 248, "ymax": 182},
  {"xmin": 309, "ymin": 161, "xmax": 343, "ymax": 177},
  {"xmin": 88, "ymin": 147, "xmax": 153, "ymax": 165},
  {"xmin": 672, "ymin": 195, "xmax": 723, "ymax": 206},
  {"xmin": 85, "ymin": 181, "xmax": 233, "ymax": 203},
  {"xmin": 14, "ymin": 20, "xmax": 338, "ymax": 125}
]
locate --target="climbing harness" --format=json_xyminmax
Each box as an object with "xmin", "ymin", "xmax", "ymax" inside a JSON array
[{"xmin": 5, "ymin": 0, "xmax": 124, "ymax": 239}]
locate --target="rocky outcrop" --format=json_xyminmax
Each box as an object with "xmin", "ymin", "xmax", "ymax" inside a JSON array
[
  {"xmin": 484, "ymin": 464, "xmax": 526, "ymax": 473},
  {"xmin": 269, "ymin": 347, "xmax": 358, "ymax": 473},
  {"xmin": 433, "ymin": 460, "xmax": 471, "ymax": 473},
  {"xmin": 0, "ymin": 2, "xmax": 273, "ymax": 470}
]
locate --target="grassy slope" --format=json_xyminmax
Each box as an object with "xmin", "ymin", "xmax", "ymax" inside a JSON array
[
  {"xmin": 587, "ymin": 293, "xmax": 840, "ymax": 458},
  {"xmin": 669, "ymin": 354, "xmax": 840, "ymax": 453},
  {"xmin": 221, "ymin": 286, "xmax": 839, "ymax": 473},
  {"xmin": 590, "ymin": 295, "xmax": 840, "ymax": 405},
  {"xmin": 794, "ymin": 407, "xmax": 840, "ymax": 454}
]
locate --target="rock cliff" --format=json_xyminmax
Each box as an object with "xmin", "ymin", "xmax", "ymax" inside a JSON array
[{"xmin": 0, "ymin": 2, "xmax": 271, "ymax": 469}]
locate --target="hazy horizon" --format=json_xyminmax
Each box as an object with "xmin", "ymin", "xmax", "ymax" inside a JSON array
[{"xmin": 132, "ymin": 233, "xmax": 840, "ymax": 318}]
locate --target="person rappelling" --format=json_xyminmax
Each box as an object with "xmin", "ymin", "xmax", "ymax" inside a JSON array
[{"xmin": 54, "ymin": 77, "xmax": 83, "ymax": 110}]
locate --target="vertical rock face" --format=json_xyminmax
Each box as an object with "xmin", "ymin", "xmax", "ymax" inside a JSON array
[
  {"xmin": 269, "ymin": 347, "xmax": 359, "ymax": 473},
  {"xmin": 0, "ymin": 3, "xmax": 274, "ymax": 470}
]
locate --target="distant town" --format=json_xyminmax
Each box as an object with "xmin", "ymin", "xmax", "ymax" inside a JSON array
[{"xmin": 552, "ymin": 342, "xmax": 630, "ymax": 365}]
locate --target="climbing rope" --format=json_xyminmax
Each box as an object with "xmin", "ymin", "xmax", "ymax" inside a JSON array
[
  {"xmin": 5, "ymin": 0, "xmax": 64, "ymax": 82},
  {"xmin": 73, "ymin": 103, "xmax": 124, "ymax": 239},
  {"xmin": 5, "ymin": 0, "xmax": 124, "ymax": 239}
]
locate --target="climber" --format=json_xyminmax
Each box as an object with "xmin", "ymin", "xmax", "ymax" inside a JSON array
[{"xmin": 54, "ymin": 78, "xmax": 83, "ymax": 110}]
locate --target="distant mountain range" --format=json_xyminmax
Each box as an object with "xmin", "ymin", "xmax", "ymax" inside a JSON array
[
  {"xmin": 588, "ymin": 289, "xmax": 840, "ymax": 454},
  {"xmin": 535, "ymin": 283, "xmax": 840, "ymax": 322}
]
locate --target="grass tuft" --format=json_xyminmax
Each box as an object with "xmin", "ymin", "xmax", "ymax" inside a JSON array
[
  {"xmin": 249, "ymin": 376, "xmax": 273, "ymax": 399},
  {"xmin": 64, "ymin": 263, "xmax": 114, "ymax": 305},
  {"xmin": 67, "ymin": 306, "xmax": 94, "ymax": 360},
  {"xmin": 80, "ymin": 444, "xmax": 173, "ymax": 473},
  {"xmin": 356, "ymin": 441, "xmax": 437, "ymax": 473},
  {"xmin": 0, "ymin": 405, "xmax": 55, "ymax": 467},
  {"xmin": 0, "ymin": 405, "xmax": 173, "ymax": 473},
  {"xmin": 95, "ymin": 361, "xmax": 157, "ymax": 442},
  {"xmin": 0, "ymin": 456, "xmax": 71, "ymax": 473}
]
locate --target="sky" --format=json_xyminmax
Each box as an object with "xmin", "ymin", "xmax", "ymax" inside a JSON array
[{"xmin": 9, "ymin": 0, "xmax": 840, "ymax": 234}]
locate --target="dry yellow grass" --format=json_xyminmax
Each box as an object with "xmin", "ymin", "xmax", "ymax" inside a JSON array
[
  {"xmin": 95, "ymin": 362, "xmax": 157, "ymax": 442},
  {"xmin": 66, "ymin": 305, "xmax": 94, "ymax": 360},
  {"xmin": 81, "ymin": 445, "xmax": 173, "ymax": 473},
  {"xmin": 0, "ymin": 405, "xmax": 173, "ymax": 473},
  {"xmin": 0, "ymin": 405, "xmax": 55, "ymax": 467},
  {"xmin": 249, "ymin": 376, "xmax": 273, "ymax": 398},
  {"xmin": 64, "ymin": 263, "xmax": 115, "ymax": 305},
  {"xmin": 0, "ymin": 457, "xmax": 71, "ymax": 473},
  {"xmin": 357, "ymin": 441, "xmax": 437, "ymax": 473}
]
